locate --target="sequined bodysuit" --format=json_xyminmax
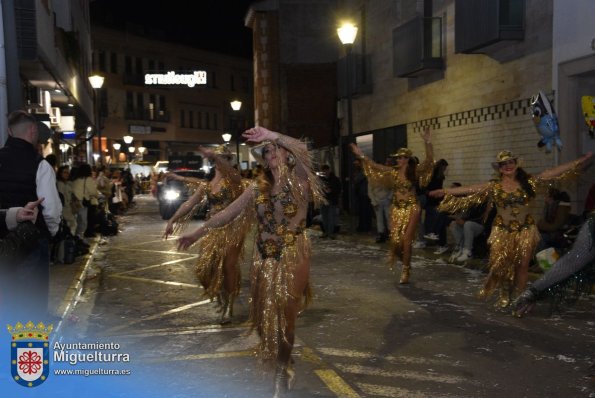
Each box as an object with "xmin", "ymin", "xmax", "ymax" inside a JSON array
[
  {"xmin": 361, "ymin": 157, "xmax": 433, "ymax": 266},
  {"xmin": 192, "ymin": 136, "xmax": 325, "ymax": 362}
]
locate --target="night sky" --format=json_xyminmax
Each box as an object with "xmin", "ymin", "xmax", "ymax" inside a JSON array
[{"xmin": 90, "ymin": 0, "xmax": 256, "ymax": 59}]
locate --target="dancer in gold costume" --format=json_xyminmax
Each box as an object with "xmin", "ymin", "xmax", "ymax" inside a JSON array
[
  {"xmin": 178, "ymin": 127, "xmax": 325, "ymax": 398},
  {"xmin": 350, "ymin": 127, "xmax": 434, "ymax": 284},
  {"xmin": 429, "ymin": 150, "xmax": 592, "ymax": 307},
  {"xmin": 163, "ymin": 145, "xmax": 246, "ymax": 324}
]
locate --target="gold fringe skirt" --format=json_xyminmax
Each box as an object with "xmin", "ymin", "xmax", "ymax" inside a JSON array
[
  {"xmin": 195, "ymin": 221, "xmax": 247, "ymax": 299},
  {"xmin": 482, "ymin": 224, "xmax": 540, "ymax": 298},
  {"xmin": 388, "ymin": 199, "xmax": 420, "ymax": 267},
  {"xmin": 249, "ymin": 233, "xmax": 311, "ymax": 362}
]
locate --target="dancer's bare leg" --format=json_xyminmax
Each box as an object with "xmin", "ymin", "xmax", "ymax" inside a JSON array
[
  {"xmin": 400, "ymin": 207, "xmax": 420, "ymax": 284},
  {"xmin": 220, "ymin": 244, "xmax": 241, "ymax": 323}
]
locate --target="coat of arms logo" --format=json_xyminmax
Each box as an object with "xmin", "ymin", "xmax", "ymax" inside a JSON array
[{"xmin": 7, "ymin": 321, "xmax": 53, "ymax": 387}]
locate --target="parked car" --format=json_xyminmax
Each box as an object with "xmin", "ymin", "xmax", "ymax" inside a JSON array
[{"xmin": 157, "ymin": 169, "xmax": 208, "ymax": 220}]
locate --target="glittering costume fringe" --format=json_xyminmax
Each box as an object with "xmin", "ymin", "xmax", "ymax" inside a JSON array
[
  {"xmin": 388, "ymin": 200, "xmax": 419, "ymax": 268},
  {"xmin": 438, "ymin": 190, "xmax": 491, "ymax": 215},
  {"xmin": 172, "ymin": 182, "xmax": 208, "ymax": 235},
  {"xmin": 275, "ymin": 135, "xmax": 326, "ymax": 208},
  {"xmin": 194, "ymin": 206, "xmax": 253, "ymax": 300},
  {"xmin": 481, "ymin": 224, "xmax": 540, "ymax": 299},
  {"xmin": 249, "ymin": 233, "xmax": 310, "ymax": 363}
]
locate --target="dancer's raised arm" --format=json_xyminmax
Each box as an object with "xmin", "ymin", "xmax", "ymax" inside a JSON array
[
  {"xmin": 536, "ymin": 152, "xmax": 592, "ymax": 181},
  {"xmin": 350, "ymin": 143, "xmax": 392, "ymax": 173},
  {"xmin": 198, "ymin": 146, "xmax": 242, "ymax": 185},
  {"xmin": 177, "ymin": 185, "xmax": 255, "ymax": 250}
]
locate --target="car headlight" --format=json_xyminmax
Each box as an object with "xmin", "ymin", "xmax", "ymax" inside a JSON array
[{"xmin": 164, "ymin": 189, "xmax": 180, "ymax": 201}]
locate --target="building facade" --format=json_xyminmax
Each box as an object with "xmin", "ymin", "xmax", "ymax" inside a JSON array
[
  {"xmin": 247, "ymin": 0, "xmax": 593, "ymax": 211},
  {"xmin": 245, "ymin": 0, "xmax": 339, "ymax": 159},
  {"xmin": 2, "ymin": 0, "xmax": 95, "ymax": 161},
  {"xmin": 91, "ymin": 26, "xmax": 254, "ymax": 166}
]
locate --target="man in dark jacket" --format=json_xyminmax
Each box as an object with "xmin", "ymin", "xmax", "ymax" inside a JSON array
[
  {"xmin": 0, "ymin": 111, "xmax": 62, "ymax": 320},
  {"xmin": 320, "ymin": 165, "xmax": 342, "ymax": 239}
]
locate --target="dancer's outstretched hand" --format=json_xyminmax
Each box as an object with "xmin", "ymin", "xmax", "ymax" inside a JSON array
[
  {"xmin": 350, "ymin": 143, "xmax": 363, "ymax": 157},
  {"xmin": 578, "ymin": 151, "xmax": 593, "ymax": 165},
  {"xmin": 163, "ymin": 222, "xmax": 174, "ymax": 240},
  {"xmin": 177, "ymin": 227, "xmax": 207, "ymax": 250},
  {"xmin": 242, "ymin": 127, "xmax": 278, "ymax": 144}
]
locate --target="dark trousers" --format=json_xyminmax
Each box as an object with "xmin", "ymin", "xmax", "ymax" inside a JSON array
[
  {"xmin": 425, "ymin": 206, "xmax": 449, "ymax": 245},
  {"xmin": 3, "ymin": 239, "xmax": 50, "ymax": 321},
  {"xmin": 321, "ymin": 204, "xmax": 338, "ymax": 236}
]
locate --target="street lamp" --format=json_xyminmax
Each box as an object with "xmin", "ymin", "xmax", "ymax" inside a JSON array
[
  {"xmin": 230, "ymin": 100, "xmax": 242, "ymax": 168},
  {"xmin": 112, "ymin": 142, "xmax": 121, "ymax": 163},
  {"xmin": 222, "ymin": 133, "xmax": 232, "ymax": 143},
  {"xmin": 123, "ymin": 135, "xmax": 134, "ymax": 144},
  {"xmin": 88, "ymin": 74, "xmax": 105, "ymax": 163},
  {"xmin": 337, "ymin": 21, "xmax": 358, "ymax": 226},
  {"xmin": 138, "ymin": 146, "xmax": 146, "ymax": 161}
]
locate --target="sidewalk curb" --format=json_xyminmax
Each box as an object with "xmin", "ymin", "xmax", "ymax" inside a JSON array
[{"xmin": 53, "ymin": 240, "xmax": 100, "ymax": 336}]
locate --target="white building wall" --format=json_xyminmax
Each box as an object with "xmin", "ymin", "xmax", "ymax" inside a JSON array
[
  {"xmin": 552, "ymin": 0, "xmax": 595, "ymax": 210},
  {"xmin": 552, "ymin": 0, "xmax": 595, "ymax": 91}
]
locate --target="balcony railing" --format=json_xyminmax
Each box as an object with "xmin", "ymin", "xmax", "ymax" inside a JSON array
[{"xmin": 393, "ymin": 16, "xmax": 444, "ymax": 78}]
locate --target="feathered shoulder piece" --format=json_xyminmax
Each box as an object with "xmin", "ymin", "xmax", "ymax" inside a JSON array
[
  {"xmin": 172, "ymin": 180, "xmax": 208, "ymax": 234},
  {"xmin": 360, "ymin": 157, "xmax": 394, "ymax": 189},
  {"xmin": 417, "ymin": 159, "xmax": 435, "ymax": 190},
  {"xmin": 275, "ymin": 135, "xmax": 327, "ymax": 208},
  {"xmin": 438, "ymin": 182, "xmax": 492, "ymax": 214}
]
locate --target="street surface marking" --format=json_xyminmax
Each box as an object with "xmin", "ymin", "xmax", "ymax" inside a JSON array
[
  {"xmin": 109, "ymin": 274, "xmax": 200, "ymax": 288},
  {"xmin": 109, "ymin": 324, "xmax": 251, "ymax": 338},
  {"xmin": 118, "ymin": 238, "xmax": 168, "ymax": 248},
  {"xmin": 314, "ymin": 369, "xmax": 361, "ymax": 398},
  {"xmin": 317, "ymin": 348, "xmax": 458, "ymax": 366},
  {"xmin": 113, "ymin": 256, "xmax": 198, "ymax": 275},
  {"xmin": 145, "ymin": 350, "xmax": 254, "ymax": 363},
  {"xmin": 107, "ymin": 247, "xmax": 192, "ymax": 255},
  {"xmin": 356, "ymin": 382, "xmax": 467, "ymax": 398},
  {"xmin": 102, "ymin": 299, "xmax": 212, "ymax": 335},
  {"xmin": 334, "ymin": 363, "xmax": 475, "ymax": 385}
]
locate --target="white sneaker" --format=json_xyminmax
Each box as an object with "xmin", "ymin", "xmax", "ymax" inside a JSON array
[
  {"xmin": 412, "ymin": 240, "xmax": 426, "ymax": 249},
  {"xmin": 449, "ymin": 248, "xmax": 462, "ymax": 262},
  {"xmin": 434, "ymin": 246, "xmax": 449, "ymax": 254},
  {"xmin": 424, "ymin": 233, "xmax": 439, "ymax": 241},
  {"xmin": 456, "ymin": 249, "xmax": 472, "ymax": 262}
]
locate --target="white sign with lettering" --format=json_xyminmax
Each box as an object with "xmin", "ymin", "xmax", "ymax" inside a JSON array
[{"xmin": 144, "ymin": 71, "xmax": 207, "ymax": 88}]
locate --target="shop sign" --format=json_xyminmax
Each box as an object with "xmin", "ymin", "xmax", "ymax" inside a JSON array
[{"xmin": 144, "ymin": 71, "xmax": 207, "ymax": 87}]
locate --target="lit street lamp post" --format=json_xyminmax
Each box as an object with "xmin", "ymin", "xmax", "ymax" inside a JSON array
[
  {"xmin": 337, "ymin": 22, "xmax": 358, "ymax": 228},
  {"xmin": 113, "ymin": 142, "xmax": 121, "ymax": 163},
  {"xmin": 230, "ymin": 100, "xmax": 242, "ymax": 168},
  {"xmin": 89, "ymin": 74, "xmax": 105, "ymax": 163}
]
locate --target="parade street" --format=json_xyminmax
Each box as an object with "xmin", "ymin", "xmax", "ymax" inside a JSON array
[{"xmin": 57, "ymin": 195, "xmax": 594, "ymax": 398}]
